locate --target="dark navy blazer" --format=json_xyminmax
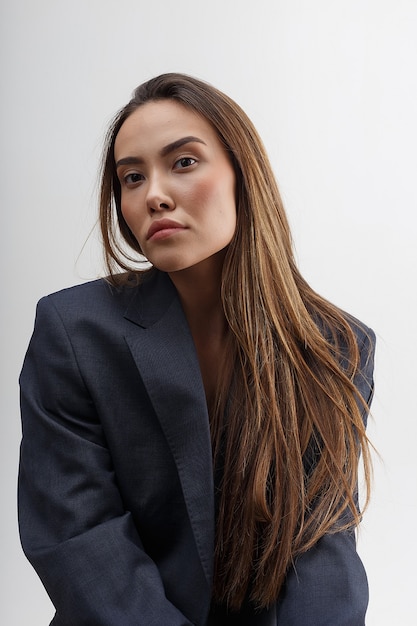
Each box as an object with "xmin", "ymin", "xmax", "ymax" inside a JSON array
[{"xmin": 18, "ymin": 270, "xmax": 375, "ymax": 625}]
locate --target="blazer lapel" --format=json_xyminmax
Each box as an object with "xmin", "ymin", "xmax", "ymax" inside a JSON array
[{"xmin": 123, "ymin": 270, "xmax": 214, "ymax": 586}]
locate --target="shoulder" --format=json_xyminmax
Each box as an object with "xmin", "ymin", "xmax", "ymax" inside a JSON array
[
  {"xmin": 342, "ymin": 313, "xmax": 376, "ymax": 372},
  {"xmin": 42, "ymin": 274, "xmax": 132, "ymax": 306},
  {"xmin": 28, "ymin": 278, "xmax": 133, "ymax": 350},
  {"xmin": 32, "ymin": 269, "xmax": 178, "ymax": 340},
  {"xmin": 317, "ymin": 307, "xmax": 376, "ymax": 364},
  {"xmin": 339, "ymin": 312, "xmax": 376, "ymax": 410},
  {"xmin": 344, "ymin": 312, "xmax": 375, "ymax": 348},
  {"xmin": 34, "ymin": 280, "xmax": 124, "ymax": 330},
  {"xmin": 313, "ymin": 308, "xmax": 376, "ymax": 407},
  {"xmin": 37, "ymin": 271, "xmax": 155, "ymax": 319}
]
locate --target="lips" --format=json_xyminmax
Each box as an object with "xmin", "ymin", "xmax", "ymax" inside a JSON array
[{"xmin": 146, "ymin": 219, "xmax": 186, "ymax": 241}]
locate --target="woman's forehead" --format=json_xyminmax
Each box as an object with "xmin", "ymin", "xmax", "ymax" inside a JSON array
[{"xmin": 114, "ymin": 100, "xmax": 221, "ymax": 158}]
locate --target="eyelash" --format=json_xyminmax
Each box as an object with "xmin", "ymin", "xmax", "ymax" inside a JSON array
[
  {"xmin": 124, "ymin": 172, "xmax": 144, "ymax": 185},
  {"xmin": 173, "ymin": 156, "xmax": 197, "ymax": 169}
]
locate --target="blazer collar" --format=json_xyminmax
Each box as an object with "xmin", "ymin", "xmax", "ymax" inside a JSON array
[
  {"xmin": 123, "ymin": 269, "xmax": 178, "ymax": 329},
  {"xmin": 123, "ymin": 270, "xmax": 214, "ymax": 586}
]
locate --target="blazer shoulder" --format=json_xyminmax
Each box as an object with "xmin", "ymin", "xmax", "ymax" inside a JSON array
[
  {"xmin": 342, "ymin": 313, "xmax": 376, "ymax": 371},
  {"xmin": 38, "ymin": 273, "xmax": 149, "ymax": 317},
  {"xmin": 314, "ymin": 307, "xmax": 376, "ymax": 361},
  {"xmin": 34, "ymin": 269, "xmax": 177, "ymax": 334},
  {"xmin": 338, "ymin": 312, "xmax": 376, "ymax": 412},
  {"xmin": 44, "ymin": 274, "xmax": 131, "ymax": 302},
  {"xmin": 314, "ymin": 310, "xmax": 376, "ymax": 401},
  {"xmin": 343, "ymin": 312, "xmax": 375, "ymax": 346}
]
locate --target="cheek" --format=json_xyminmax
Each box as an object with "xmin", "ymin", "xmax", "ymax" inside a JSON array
[
  {"xmin": 183, "ymin": 178, "xmax": 213, "ymax": 206},
  {"xmin": 188, "ymin": 173, "xmax": 236, "ymax": 222},
  {"xmin": 120, "ymin": 194, "xmax": 132, "ymax": 223},
  {"xmin": 213, "ymin": 178, "xmax": 237, "ymax": 235},
  {"xmin": 120, "ymin": 195, "xmax": 144, "ymax": 233}
]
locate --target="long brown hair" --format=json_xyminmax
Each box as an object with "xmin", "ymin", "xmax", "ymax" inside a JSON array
[{"xmin": 99, "ymin": 73, "xmax": 374, "ymax": 610}]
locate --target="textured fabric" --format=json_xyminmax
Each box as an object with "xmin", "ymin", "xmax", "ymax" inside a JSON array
[{"xmin": 18, "ymin": 270, "xmax": 375, "ymax": 625}]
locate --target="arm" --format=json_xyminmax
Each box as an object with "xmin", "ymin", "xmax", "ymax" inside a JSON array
[
  {"xmin": 275, "ymin": 531, "xmax": 368, "ymax": 626},
  {"xmin": 276, "ymin": 327, "xmax": 376, "ymax": 626},
  {"xmin": 18, "ymin": 296, "xmax": 194, "ymax": 626}
]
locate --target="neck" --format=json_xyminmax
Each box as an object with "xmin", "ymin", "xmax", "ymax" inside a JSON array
[
  {"xmin": 168, "ymin": 253, "xmax": 230, "ymax": 406},
  {"xmin": 168, "ymin": 252, "xmax": 227, "ymax": 334}
]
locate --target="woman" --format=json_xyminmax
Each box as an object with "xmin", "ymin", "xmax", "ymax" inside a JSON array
[{"xmin": 19, "ymin": 73, "xmax": 375, "ymax": 625}]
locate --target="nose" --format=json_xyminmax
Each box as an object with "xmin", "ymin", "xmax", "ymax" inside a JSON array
[{"xmin": 145, "ymin": 174, "xmax": 175, "ymax": 213}]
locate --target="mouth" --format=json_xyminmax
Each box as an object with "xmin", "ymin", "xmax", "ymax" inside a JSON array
[{"xmin": 146, "ymin": 219, "xmax": 187, "ymax": 241}]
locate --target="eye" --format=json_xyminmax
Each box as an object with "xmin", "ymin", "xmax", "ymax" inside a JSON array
[
  {"xmin": 123, "ymin": 172, "xmax": 144, "ymax": 186},
  {"xmin": 173, "ymin": 157, "xmax": 197, "ymax": 170}
]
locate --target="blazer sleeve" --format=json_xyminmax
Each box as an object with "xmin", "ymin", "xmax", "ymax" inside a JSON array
[
  {"xmin": 275, "ymin": 326, "xmax": 376, "ymax": 626},
  {"xmin": 18, "ymin": 296, "xmax": 194, "ymax": 626}
]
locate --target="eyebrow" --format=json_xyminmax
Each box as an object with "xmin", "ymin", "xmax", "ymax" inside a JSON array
[{"xmin": 115, "ymin": 135, "xmax": 206, "ymax": 169}]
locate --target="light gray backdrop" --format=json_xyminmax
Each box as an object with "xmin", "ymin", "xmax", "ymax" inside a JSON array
[{"xmin": 1, "ymin": 1, "xmax": 416, "ymax": 624}]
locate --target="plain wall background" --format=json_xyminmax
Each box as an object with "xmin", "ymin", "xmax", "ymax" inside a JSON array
[{"xmin": 1, "ymin": 1, "xmax": 416, "ymax": 623}]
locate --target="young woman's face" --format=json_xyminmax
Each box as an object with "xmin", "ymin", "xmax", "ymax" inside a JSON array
[{"xmin": 114, "ymin": 100, "xmax": 236, "ymax": 274}]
